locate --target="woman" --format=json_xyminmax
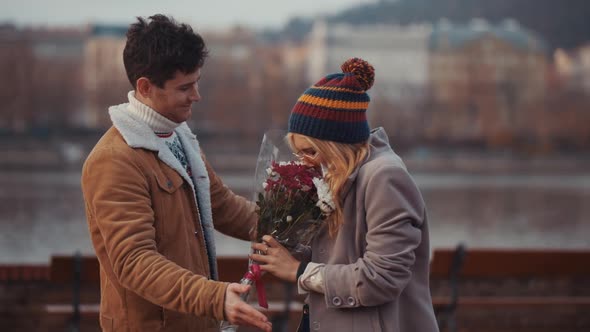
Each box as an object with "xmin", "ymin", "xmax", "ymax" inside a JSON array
[{"xmin": 251, "ymin": 58, "xmax": 439, "ymax": 332}]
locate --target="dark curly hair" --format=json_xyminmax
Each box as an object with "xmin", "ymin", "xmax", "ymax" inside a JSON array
[{"xmin": 123, "ymin": 14, "xmax": 208, "ymax": 88}]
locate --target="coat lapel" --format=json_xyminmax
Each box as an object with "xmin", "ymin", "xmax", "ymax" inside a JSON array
[
  {"xmin": 108, "ymin": 104, "xmax": 191, "ymax": 183},
  {"xmin": 109, "ymin": 104, "xmax": 218, "ymax": 279},
  {"xmin": 176, "ymin": 123, "xmax": 217, "ymax": 279}
]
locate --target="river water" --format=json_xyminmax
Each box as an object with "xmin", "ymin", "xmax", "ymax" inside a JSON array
[{"xmin": 0, "ymin": 170, "xmax": 588, "ymax": 264}]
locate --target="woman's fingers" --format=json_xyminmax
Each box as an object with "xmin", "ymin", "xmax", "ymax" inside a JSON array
[
  {"xmin": 262, "ymin": 235, "xmax": 280, "ymax": 248},
  {"xmin": 251, "ymin": 242, "xmax": 268, "ymax": 254},
  {"xmin": 250, "ymin": 252, "xmax": 271, "ymax": 264},
  {"xmin": 250, "ymin": 237, "xmax": 300, "ymax": 282}
]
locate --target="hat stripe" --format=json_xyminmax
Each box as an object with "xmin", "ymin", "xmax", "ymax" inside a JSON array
[
  {"xmin": 315, "ymin": 82, "xmax": 363, "ymax": 91},
  {"xmin": 292, "ymin": 102, "xmax": 367, "ymax": 122},
  {"xmin": 312, "ymin": 85, "xmax": 367, "ymax": 94},
  {"xmin": 305, "ymin": 88, "xmax": 370, "ymax": 103},
  {"xmin": 287, "ymin": 58, "xmax": 374, "ymax": 144},
  {"xmin": 315, "ymin": 74, "xmax": 363, "ymax": 91},
  {"xmin": 288, "ymin": 113, "xmax": 370, "ymax": 144},
  {"xmin": 297, "ymin": 94, "xmax": 369, "ymax": 110}
]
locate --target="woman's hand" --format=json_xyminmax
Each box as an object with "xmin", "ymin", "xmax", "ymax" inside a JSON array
[{"xmin": 251, "ymin": 235, "xmax": 300, "ymax": 283}]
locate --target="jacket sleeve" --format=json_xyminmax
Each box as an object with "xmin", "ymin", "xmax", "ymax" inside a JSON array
[
  {"xmin": 203, "ymin": 155, "xmax": 258, "ymax": 241},
  {"xmin": 82, "ymin": 147, "xmax": 228, "ymax": 320},
  {"xmin": 322, "ymin": 163, "xmax": 425, "ymax": 308}
]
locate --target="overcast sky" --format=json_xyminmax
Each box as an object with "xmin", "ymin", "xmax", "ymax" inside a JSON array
[{"xmin": 2, "ymin": 0, "xmax": 376, "ymax": 30}]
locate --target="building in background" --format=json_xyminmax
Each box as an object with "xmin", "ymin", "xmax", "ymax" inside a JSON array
[
  {"xmin": 80, "ymin": 24, "xmax": 128, "ymax": 129},
  {"xmin": 305, "ymin": 21, "xmax": 433, "ymax": 142},
  {"xmin": 0, "ymin": 16, "xmax": 587, "ymax": 153},
  {"xmin": 0, "ymin": 24, "xmax": 32, "ymax": 133},
  {"xmin": 0, "ymin": 25, "xmax": 86, "ymax": 133},
  {"xmin": 554, "ymin": 44, "xmax": 590, "ymax": 94},
  {"xmin": 542, "ymin": 45, "xmax": 590, "ymax": 150},
  {"xmin": 196, "ymin": 27, "xmax": 309, "ymax": 149},
  {"xmin": 427, "ymin": 18, "xmax": 548, "ymax": 148}
]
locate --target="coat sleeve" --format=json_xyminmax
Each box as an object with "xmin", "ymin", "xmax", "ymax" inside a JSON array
[
  {"xmin": 82, "ymin": 147, "xmax": 228, "ymax": 320},
  {"xmin": 322, "ymin": 163, "xmax": 425, "ymax": 308},
  {"xmin": 204, "ymin": 155, "xmax": 258, "ymax": 241}
]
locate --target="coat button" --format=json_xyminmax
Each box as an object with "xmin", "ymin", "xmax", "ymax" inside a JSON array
[
  {"xmin": 347, "ymin": 296, "xmax": 356, "ymax": 306},
  {"xmin": 167, "ymin": 180, "xmax": 173, "ymax": 188},
  {"xmin": 332, "ymin": 297, "xmax": 342, "ymax": 306},
  {"xmin": 312, "ymin": 321, "xmax": 320, "ymax": 330}
]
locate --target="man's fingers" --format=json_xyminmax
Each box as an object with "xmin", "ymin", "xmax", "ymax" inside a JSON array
[
  {"xmin": 235, "ymin": 284, "xmax": 250, "ymax": 294},
  {"xmin": 228, "ymin": 283, "xmax": 250, "ymax": 295},
  {"xmin": 236, "ymin": 303, "xmax": 271, "ymax": 331},
  {"xmin": 251, "ymin": 317, "xmax": 272, "ymax": 332},
  {"xmin": 224, "ymin": 284, "xmax": 271, "ymax": 331},
  {"xmin": 241, "ymin": 316, "xmax": 271, "ymax": 332}
]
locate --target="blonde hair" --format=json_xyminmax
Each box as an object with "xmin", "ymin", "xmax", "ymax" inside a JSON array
[{"xmin": 287, "ymin": 133, "xmax": 369, "ymax": 236}]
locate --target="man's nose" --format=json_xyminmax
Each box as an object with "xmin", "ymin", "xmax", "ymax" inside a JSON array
[{"xmin": 190, "ymin": 87, "xmax": 201, "ymax": 102}]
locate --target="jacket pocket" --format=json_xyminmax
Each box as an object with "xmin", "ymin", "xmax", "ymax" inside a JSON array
[
  {"xmin": 162, "ymin": 308, "xmax": 191, "ymax": 331},
  {"xmin": 153, "ymin": 167, "xmax": 186, "ymax": 243},
  {"xmin": 155, "ymin": 168, "xmax": 184, "ymax": 194},
  {"xmin": 99, "ymin": 315, "xmax": 114, "ymax": 332},
  {"xmin": 351, "ymin": 306, "xmax": 380, "ymax": 332}
]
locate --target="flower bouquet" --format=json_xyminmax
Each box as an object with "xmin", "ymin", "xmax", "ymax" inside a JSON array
[
  {"xmin": 220, "ymin": 131, "xmax": 333, "ymax": 331},
  {"xmin": 256, "ymin": 160, "xmax": 333, "ymax": 250}
]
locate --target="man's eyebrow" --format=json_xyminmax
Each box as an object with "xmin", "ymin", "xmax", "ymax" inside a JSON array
[{"xmin": 178, "ymin": 80, "xmax": 197, "ymax": 88}]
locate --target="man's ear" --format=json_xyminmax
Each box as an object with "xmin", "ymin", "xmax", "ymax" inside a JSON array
[{"xmin": 136, "ymin": 77, "xmax": 152, "ymax": 99}]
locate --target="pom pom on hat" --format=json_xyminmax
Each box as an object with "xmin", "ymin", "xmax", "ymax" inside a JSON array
[
  {"xmin": 341, "ymin": 57, "xmax": 375, "ymax": 91},
  {"xmin": 288, "ymin": 57, "xmax": 376, "ymax": 144}
]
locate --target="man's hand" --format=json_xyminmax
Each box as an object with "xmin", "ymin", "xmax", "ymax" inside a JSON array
[{"xmin": 224, "ymin": 283, "xmax": 272, "ymax": 332}]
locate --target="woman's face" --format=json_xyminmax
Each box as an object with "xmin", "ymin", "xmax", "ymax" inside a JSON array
[{"xmin": 291, "ymin": 135, "xmax": 323, "ymax": 167}]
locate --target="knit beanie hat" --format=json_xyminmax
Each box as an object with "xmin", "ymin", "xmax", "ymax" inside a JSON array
[{"xmin": 288, "ymin": 57, "xmax": 375, "ymax": 144}]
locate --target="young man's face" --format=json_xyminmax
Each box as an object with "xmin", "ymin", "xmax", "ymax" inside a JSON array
[{"xmin": 148, "ymin": 68, "xmax": 201, "ymax": 123}]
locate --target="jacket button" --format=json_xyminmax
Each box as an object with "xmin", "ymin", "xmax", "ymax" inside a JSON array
[
  {"xmin": 347, "ymin": 296, "xmax": 356, "ymax": 306},
  {"xmin": 332, "ymin": 297, "xmax": 342, "ymax": 306},
  {"xmin": 312, "ymin": 321, "xmax": 320, "ymax": 330},
  {"xmin": 194, "ymin": 231, "xmax": 198, "ymax": 236},
  {"xmin": 167, "ymin": 180, "xmax": 173, "ymax": 188}
]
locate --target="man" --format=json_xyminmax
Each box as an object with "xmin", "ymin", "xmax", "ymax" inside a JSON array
[{"xmin": 81, "ymin": 15, "xmax": 271, "ymax": 332}]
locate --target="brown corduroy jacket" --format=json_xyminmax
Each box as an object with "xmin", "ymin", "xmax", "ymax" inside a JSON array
[{"xmin": 81, "ymin": 104, "xmax": 256, "ymax": 331}]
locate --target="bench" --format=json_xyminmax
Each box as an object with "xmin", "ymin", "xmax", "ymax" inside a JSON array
[
  {"xmin": 429, "ymin": 246, "xmax": 590, "ymax": 332},
  {"xmin": 430, "ymin": 244, "xmax": 467, "ymax": 332},
  {"xmin": 46, "ymin": 254, "xmax": 303, "ymax": 332},
  {"xmin": 0, "ymin": 265, "xmax": 50, "ymax": 282},
  {"xmin": 48, "ymin": 248, "xmax": 590, "ymax": 331},
  {"xmin": 47, "ymin": 252, "xmax": 101, "ymax": 331}
]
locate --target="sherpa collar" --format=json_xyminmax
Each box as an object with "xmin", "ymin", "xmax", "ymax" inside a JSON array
[{"xmin": 108, "ymin": 103, "xmax": 219, "ymax": 280}]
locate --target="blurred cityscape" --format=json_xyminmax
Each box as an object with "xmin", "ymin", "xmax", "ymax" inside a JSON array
[
  {"xmin": 1, "ymin": 2, "xmax": 589, "ymax": 331},
  {"xmin": 0, "ymin": 0, "xmax": 589, "ymax": 264}
]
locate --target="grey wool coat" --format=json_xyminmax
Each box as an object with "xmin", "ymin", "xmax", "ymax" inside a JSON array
[{"xmin": 307, "ymin": 128, "xmax": 439, "ymax": 332}]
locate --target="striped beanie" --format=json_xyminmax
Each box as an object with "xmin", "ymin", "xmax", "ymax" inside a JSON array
[{"xmin": 288, "ymin": 57, "xmax": 375, "ymax": 144}]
